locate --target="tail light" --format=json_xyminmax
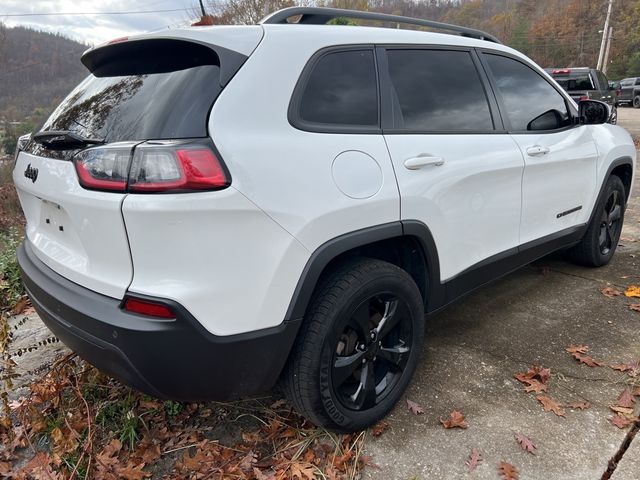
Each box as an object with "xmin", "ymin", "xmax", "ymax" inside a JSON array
[
  {"xmin": 73, "ymin": 140, "xmax": 230, "ymax": 193},
  {"xmin": 553, "ymin": 69, "xmax": 571, "ymax": 74},
  {"xmin": 579, "ymin": 95, "xmax": 589, "ymax": 101},
  {"xmin": 123, "ymin": 297, "xmax": 175, "ymax": 319}
]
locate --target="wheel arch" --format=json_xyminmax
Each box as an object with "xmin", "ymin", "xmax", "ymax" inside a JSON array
[
  {"xmin": 283, "ymin": 221, "xmax": 443, "ymax": 322},
  {"xmin": 588, "ymin": 156, "xmax": 634, "ymax": 226}
]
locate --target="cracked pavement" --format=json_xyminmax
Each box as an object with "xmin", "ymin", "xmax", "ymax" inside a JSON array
[{"xmin": 363, "ymin": 110, "xmax": 640, "ymax": 479}]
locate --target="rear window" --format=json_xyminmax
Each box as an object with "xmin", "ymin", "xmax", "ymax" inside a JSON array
[
  {"xmin": 40, "ymin": 65, "xmax": 221, "ymax": 143},
  {"xmin": 551, "ymin": 74, "xmax": 594, "ymax": 91}
]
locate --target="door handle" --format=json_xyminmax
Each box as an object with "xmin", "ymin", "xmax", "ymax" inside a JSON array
[
  {"xmin": 404, "ymin": 155, "xmax": 445, "ymax": 170},
  {"xmin": 526, "ymin": 145, "xmax": 550, "ymax": 156}
]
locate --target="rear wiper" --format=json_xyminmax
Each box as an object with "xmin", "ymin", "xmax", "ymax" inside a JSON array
[{"xmin": 32, "ymin": 130, "xmax": 105, "ymax": 150}]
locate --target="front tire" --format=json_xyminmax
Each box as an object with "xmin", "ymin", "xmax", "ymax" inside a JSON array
[
  {"xmin": 283, "ymin": 258, "xmax": 424, "ymax": 432},
  {"xmin": 568, "ymin": 175, "xmax": 625, "ymax": 267}
]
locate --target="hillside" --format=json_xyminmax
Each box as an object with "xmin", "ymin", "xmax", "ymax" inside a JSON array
[{"xmin": 0, "ymin": 25, "xmax": 88, "ymax": 124}]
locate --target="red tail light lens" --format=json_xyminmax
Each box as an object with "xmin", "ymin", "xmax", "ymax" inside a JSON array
[
  {"xmin": 129, "ymin": 146, "xmax": 228, "ymax": 192},
  {"xmin": 579, "ymin": 95, "xmax": 589, "ymax": 101},
  {"xmin": 123, "ymin": 298, "xmax": 175, "ymax": 319},
  {"xmin": 74, "ymin": 140, "xmax": 230, "ymax": 193}
]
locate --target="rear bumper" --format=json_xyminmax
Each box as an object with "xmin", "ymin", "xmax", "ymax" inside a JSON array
[{"xmin": 17, "ymin": 241, "xmax": 301, "ymax": 401}]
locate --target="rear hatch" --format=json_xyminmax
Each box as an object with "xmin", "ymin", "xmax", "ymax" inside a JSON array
[{"xmin": 13, "ymin": 31, "xmax": 260, "ymax": 298}]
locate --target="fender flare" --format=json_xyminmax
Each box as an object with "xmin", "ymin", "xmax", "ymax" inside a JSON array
[
  {"xmin": 587, "ymin": 156, "xmax": 634, "ymax": 227},
  {"xmin": 283, "ymin": 221, "xmax": 442, "ymax": 321}
]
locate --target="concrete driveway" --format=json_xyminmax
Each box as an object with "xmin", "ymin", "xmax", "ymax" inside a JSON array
[{"xmin": 363, "ymin": 111, "xmax": 640, "ymax": 479}]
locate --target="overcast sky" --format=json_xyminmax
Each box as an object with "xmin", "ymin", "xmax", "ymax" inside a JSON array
[{"xmin": 1, "ymin": 1, "xmax": 201, "ymax": 45}]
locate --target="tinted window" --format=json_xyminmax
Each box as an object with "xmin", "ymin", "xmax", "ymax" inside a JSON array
[
  {"xmin": 41, "ymin": 65, "xmax": 221, "ymax": 143},
  {"xmin": 386, "ymin": 49, "xmax": 493, "ymax": 131},
  {"xmin": 552, "ymin": 74, "xmax": 594, "ymax": 91},
  {"xmin": 298, "ymin": 50, "xmax": 378, "ymax": 127},
  {"xmin": 485, "ymin": 54, "xmax": 570, "ymax": 131}
]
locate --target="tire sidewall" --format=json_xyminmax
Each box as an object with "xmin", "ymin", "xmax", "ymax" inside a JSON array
[
  {"xmin": 588, "ymin": 176, "xmax": 625, "ymax": 265},
  {"xmin": 316, "ymin": 270, "xmax": 424, "ymax": 431}
]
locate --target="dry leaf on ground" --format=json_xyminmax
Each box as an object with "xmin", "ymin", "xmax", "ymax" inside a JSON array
[
  {"xmin": 630, "ymin": 303, "xmax": 640, "ymax": 313},
  {"xmin": 624, "ymin": 285, "xmax": 640, "ymax": 298},
  {"xmin": 514, "ymin": 432, "xmax": 537, "ymax": 454},
  {"xmin": 566, "ymin": 345, "xmax": 589, "ymax": 354},
  {"xmin": 514, "ymin": 365, "xmax": 551, "ymax": 393},
  {"xmin": 571, "ymin": 352, "xmax": 601, "ymax": 367},
  {"xmin": 406, "ymin": 399, "xmax": 424, "ymax": 415},
  {"xmin": 602, "ymin": 287, "xmax": 623, "ymax": 298},
  {"xmin": 371, "ymin": 421, "xmax": 389, "ymax": 437},
  {"xmin": 537, "ymin": 395, "xmax": 566, "ymax": 417},
  {"xmin": 466, "ymin": 448, "xmax": 482, "ymax": 472},
  {"xmin": 498, "ymin": 461, "xmax": 519, "ymax": 480},
  {"xmin": 566, "ymin": 401, "xmax": 591, "ymax": 410},
  {"xmin": 609, "ymin": 415, "xmax": 637, "ymax": 429},
  {"xmin": 440, "ymin": 410, "xmax": 468, "ymax": 429},
  {"xmin": 616, "ymin": 389, "xmax": 636, "ymax": 409}
]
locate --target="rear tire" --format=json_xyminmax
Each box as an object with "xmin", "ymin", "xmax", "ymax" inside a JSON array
[
  {"xmin": 634, "ymin": 95, "xmax": 640, "ymax": 108},
  {"xmin": 282, "ymin": 258, "xmax": 424, "ymax": 432},
  {"xmin": 568, "ymin": 175, "xmax": 625, "ymax": 267}
]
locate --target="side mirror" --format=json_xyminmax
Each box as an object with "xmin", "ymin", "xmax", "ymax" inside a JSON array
[
  {"xmin": 579, "ymin": 99, "xmax": 610, "ymax": 125},
  {"xmin": 527, "ymin": 109, "xmax": 563, "ymax": 131}
]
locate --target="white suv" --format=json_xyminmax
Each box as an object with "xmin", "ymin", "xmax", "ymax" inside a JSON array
[{"xmin": 13, "ymin": 7, "xmax": 636, "ymax": 432}]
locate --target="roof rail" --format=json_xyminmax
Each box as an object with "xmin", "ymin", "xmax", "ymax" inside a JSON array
[{"xmin": 260, "ymin": 7, "xmax": 501, "ymax": 44}]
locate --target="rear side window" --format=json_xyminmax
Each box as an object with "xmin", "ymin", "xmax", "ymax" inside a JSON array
[
  {"xmin": 295, "ymin": 49, "xmax": 378, "ymax": 128},
  {"xmin": 485, "ymin": 54, "xmax": 571, "ymax": 131},
  {"xmin": 385, "ymin": 49, "xmax": 493, "ymax": 132}
]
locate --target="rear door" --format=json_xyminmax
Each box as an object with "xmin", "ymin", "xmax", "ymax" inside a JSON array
[
  {"xmin": 13, "ymin": 37, "xmax": 248, "ymax": 299},
  {"xmin": 379, "ymin": 47, "xmax": 525, "ymax": 282},
  {"xmin": 480, "ymin": 52, "xmax": 598, "ymax": 245}
]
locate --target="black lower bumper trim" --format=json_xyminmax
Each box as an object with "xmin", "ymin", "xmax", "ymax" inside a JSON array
[{"xmin": 17, "ymin": 241, "xmax": 301, "ymax": 401}]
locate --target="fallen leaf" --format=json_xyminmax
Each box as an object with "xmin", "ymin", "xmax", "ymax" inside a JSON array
[
  {"xmin": 566, "ymin": 345, "xmax": 589, "ymax": 354},
  {"xmin": 572, "ymin": 352, "xmax": 601, "ymax": 367},
  {"xmin": 566, "ymin": 401, "xmax": 591, "ymax": 410},
  {"xmin": 624, "ymin": 285, "xmax": 640, "ymax": 298},
  {"xmin": 609, "ymin": 415, "xmax": 637, "ymax": 429},
  {"xmin": 253, "ymin": 467, "xmax": 277, "ymax": 480},
  {"xmin": 11, "ymin": 297, "xmax": 29, "ymax": 315},
  {"xmin": 514, "ymin": 366, "xmax": 551, "ymax": 393},
  {"xmin": 406, "ymin": 399, "xmax": 424, "ymax": 415},
  {"xmin": 289, "ymin": 461, "xmax": 316, "ymax": 480},
  {"xmin": 239, "ymin": 451, "xmax": 257, "ymax": 471},
  {"xmin": 633, "ymin": 388, "xmax": 640, "ymax": 397},
  {"xmin": 371, "ymin": 421, "xmax": 389, "ymax": 437},
  {"xmin": 440, "ymin": 410, "xmax": 468, "ymax": 429},
  {"xmin": 610, "ymin": 361, "xmax": 640, "ymax": 377},
  {"xmin": 360, "ymin": 455, "xmax": 380, "ymax": 470},
  {"xmin": 616, "ymin": 389, "xmax": 636, "ymax": 409},
  {"xmin": 609, "ymin": 405, "xmax": 635, "ymax": 417},
  {"xmin": 537, "ymin": 395, "xmax": 566, "ymax": 417},
  {"xmin": 466, "ymin": 448, "xmax": 482, "ymax": 472},
  {"xmin": 514, "ymin": 432, "xmax": 537, "ymax": 454},
  {"xmin": 602, "ymin": 286, "xmax": 623, "ymax": 298},
  {"xmin": 498, "ymin": 461, "xmax": 519, "ymax": 480},
  {"xmin": 630, "ymin": 303, "xmax": 640, "ymax": 313}
]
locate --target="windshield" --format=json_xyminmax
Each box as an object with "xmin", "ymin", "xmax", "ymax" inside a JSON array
[
  {"xmin": 39, "ymin": 65, "xmax": 222, "ymax": 143},
  {"xmin": 551, "ymin": 74, "xmax": 594, "ymax": 91}
]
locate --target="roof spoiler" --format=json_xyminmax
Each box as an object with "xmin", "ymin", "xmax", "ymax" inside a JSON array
[
  {"xmin": 260, "ymin": 7, "xmax": 501, "ymax": 44},
  {"xmin": 81, "ymin": 38, "xmax": 248, "ymax": 86}
]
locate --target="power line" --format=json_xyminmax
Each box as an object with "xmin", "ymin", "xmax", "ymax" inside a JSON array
[{"xmin": 0, "ymin": 8, "xmax": 190, "ymax": 18}]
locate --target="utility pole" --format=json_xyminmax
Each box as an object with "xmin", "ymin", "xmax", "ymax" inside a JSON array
[
  {"xmin": 603, "ymin": 26, "xmax": 613, "ymax": 74},
  {"xmin": 597, "ymin": 0, "xmax": 614, "ymax": 70},
  {"xmin": 199, "ymin": 0, "xmax": 207, "ymax": 17}
]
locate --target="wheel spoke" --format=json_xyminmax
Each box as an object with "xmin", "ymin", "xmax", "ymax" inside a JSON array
[
  {"xmin": 333, "ymin": 351, "xmax": 365, "ymax": 386},
  {"xmin": 375, "ymin": 299, "xmax": 400, "ymax": 339},
  {"xmin": 606, "ymin": 224, "xmax": 615, "ymax": 247},
  {"xmin": 609, "ymin": 204, "xmax": 621, "ymax": 223},
  {"xmin": 377, "ymin": 344, "xmax": 410, "ymax": 368},
  {"xmin": 351, "ymin": 361, "xmax": 376, "ymax": 409}
]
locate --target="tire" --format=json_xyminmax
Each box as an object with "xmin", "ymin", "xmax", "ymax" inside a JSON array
[
  {"xmin": 282, "ymin": 258, "xmax": 424, "ymax": 432},
  {"xmin": 568, "ymin": 175, "xmax": 625, "ymax": 267},
  {"xmin": 634, "ymin": 95, "xmax": 640, "ymax": 108}
]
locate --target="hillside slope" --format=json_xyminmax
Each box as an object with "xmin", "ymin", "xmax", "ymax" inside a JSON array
[{"xmin": 0, "ymin": 25, "xmax": 88, "ymax": 122}]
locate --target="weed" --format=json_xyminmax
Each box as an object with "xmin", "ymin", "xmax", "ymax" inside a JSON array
[
  {"xmin": 0, "ymin": 227, "xmax": 24, "ymax": 310},
  {"xmin": 163, "ymin": 400, "xmax": 183, "ymax": 417}
]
